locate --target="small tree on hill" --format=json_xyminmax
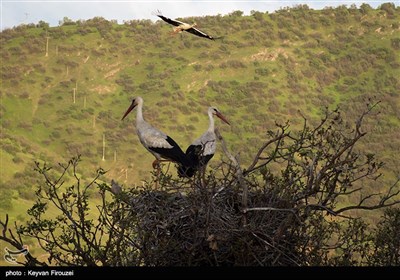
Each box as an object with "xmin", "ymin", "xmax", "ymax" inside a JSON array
[{"xmin": 367, "ymin": 207, "xmax": 400, "ymax": 266}]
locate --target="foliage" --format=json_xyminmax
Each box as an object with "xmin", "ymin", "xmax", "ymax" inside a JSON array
[
  {"xmin": 0, "ymin": 187, "xmax": 13, "ymax": 210},
  {"xmin": 367, "ymin": 207, "xmax": 400, "ymax": 266}
]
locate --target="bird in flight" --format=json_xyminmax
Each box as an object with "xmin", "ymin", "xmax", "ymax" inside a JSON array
[{"xmin": 154, "ymin": 10, "xmax": 222, "ymax": 41}]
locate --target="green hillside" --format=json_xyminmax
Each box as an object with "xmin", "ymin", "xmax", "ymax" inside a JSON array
[{"xmin": 1, "ymin": 3, "xmax": 399, "ymax": 219}]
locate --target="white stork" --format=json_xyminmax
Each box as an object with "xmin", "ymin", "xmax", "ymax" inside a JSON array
[
  {"xmin": 154, "ymin": 11, "xmax": 221, "ymax": 41},
  {"xmin": 121, "ymin": 97, "xmax": 194, "ymax": 177},
  {"xmin": 179, "ymin": 107, "xmax": 230, "ymax": 176}
]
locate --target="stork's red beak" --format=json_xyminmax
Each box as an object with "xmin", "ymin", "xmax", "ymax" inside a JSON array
[
  {"xmin": 121, "ymin": 101, "xmax": 137, "ymax": 120},
  {"xmin": 216, "ymin": 112, "xmax": 230, "ymax": 125}
]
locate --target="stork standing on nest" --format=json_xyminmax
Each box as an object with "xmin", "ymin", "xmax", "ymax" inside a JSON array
[
  {"xmin": 179, "ymin": 107, "xmax": 230, "ymax": 176},
  {"xmin": 121, "ymin": 97, "xmax": 194, "ymax": 177},
  {"xmin": 154, "ymin": 10, "xmax": 222, "ymax": 41}
]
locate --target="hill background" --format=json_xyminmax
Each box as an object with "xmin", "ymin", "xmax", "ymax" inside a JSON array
[{"xmin": 1, "ymin": 3, "xmax": 399, "ymax": 230}]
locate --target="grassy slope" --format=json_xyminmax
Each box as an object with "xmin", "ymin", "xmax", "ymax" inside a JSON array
[{"xmin": 0, "ymin": 6, "xmax": 399, "ymax": 224}]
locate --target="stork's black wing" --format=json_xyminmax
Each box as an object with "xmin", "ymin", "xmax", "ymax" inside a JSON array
[
  {"xmin": 156, "ymin": 14, "xmax": 185, "ymax": 27},
  {"xmin": 186, "ymin": 27, "xmax": 216, "ymax": 40},
  {"xmin": 186, "ymin": 144, "xmax": 214, "ymax": 168},
  {"xmin": 149, "ymin": 136, "xmax": 192, "ymax": 166},
  {"xmin": 149, "ymin": 136, "xmax": 195, "ymax": 178},
  {"xmin": 186, "ymin": 144, "xmax": 202, "ymax": 163}
]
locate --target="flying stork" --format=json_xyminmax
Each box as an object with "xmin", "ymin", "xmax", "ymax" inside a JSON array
[
  {"xmin": 121, "ymin": 97, "xmax": 194, "ymax": 177},
  {"xmin": 179, "ymin": 107, "xmax": 230, "ymax": 176},
  {"xmin": 154, "ymin": 10, "xmax": 221, "ymax": 41}
]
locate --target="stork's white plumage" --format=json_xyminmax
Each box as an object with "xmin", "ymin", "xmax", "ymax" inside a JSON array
[
  {"xmin": 121, "ymin": 97, "xmax": 194, "ymax": 177},
  {"xmin": 182, "ymin": 107, "xmax": 230, "ymax": 175},
  {"xmin": 154, "ymin": 10, "xmax": 222, "ymax": 41}
]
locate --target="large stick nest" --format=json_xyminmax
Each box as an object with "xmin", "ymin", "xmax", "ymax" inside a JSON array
[{"xmin": 125, "ymin": 175, "xmax": 303, "ymax": 266}]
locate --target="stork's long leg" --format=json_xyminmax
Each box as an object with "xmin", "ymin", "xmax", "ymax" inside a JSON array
[
  {"xmin": 152, "ymin": 159, "xmax": 161, "ymax": 189},
  {"xmin": 152, "ymin": 159, "xmax": 174, "ymax": 189},
  {"xmin": 152, "ymin": 159, "xmax": 173, "ymax": 169},
  {"xmin": 152, "ymin": 159, "xmax": 160, "ymax": 170},
  {"xmin": 200, "ymin": 165, "xmax": 207, "ymax": 189},
  {"xmin": 170, "ymin": 27, "xmax": 177, "ymax": 36}
]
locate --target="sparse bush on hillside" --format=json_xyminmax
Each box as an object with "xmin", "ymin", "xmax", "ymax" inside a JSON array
[
  {"xmin": 115, "ymin": 73, "xmax": 135, "ymax": 92},
  {"xmin": 1, "ymin": 105, "xmax": 399, "ymax": 266},
  {"xmin": 17, "ymin": 121, "xmax": 32, "ymax": 131},
  {"xmin": 1, "ymin": 142, "xmax": 19, "ymax": 155},
  {"xmin": 391, "ymin": 38, "xmax": 400, "ymax": 50},
  {"xmin": 380, "ymin": 2, "xmax": 396, "ymax": 16},
  {"xmin": 12, "ymin": 156, "xmax": 24, "ymax": 164},
  {"xmin": 0, "ymin": 188, "xmax": 13, "ymax": 211},
  {"xmin": 1, "ymin": 65, "xmax": 24, "ymax": 80},
  {"xmin": 334, "ymin": 5, "xmax": 351, "ymax": 24}
]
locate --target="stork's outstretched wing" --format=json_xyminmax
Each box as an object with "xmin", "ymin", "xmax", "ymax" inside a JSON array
[
  {"xmin": 186, "ymin": 27, "xmax": 220, "ymax": 40},
  {"xmin": 155, "ymin": 12, "xmax": 185, "ymax": 27},
  {"xmin": 149, "ymin": 136, "xmax": 191, "ymax": 165}
]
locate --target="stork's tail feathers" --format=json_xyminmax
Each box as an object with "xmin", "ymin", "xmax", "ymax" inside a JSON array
[
  {"xmin": 177, "ymin": 164, "xmax": 196, "ymax": 178},
  {"xmin": 175, "ymin": 150, "xmax": 197, "ymax": 178}
]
